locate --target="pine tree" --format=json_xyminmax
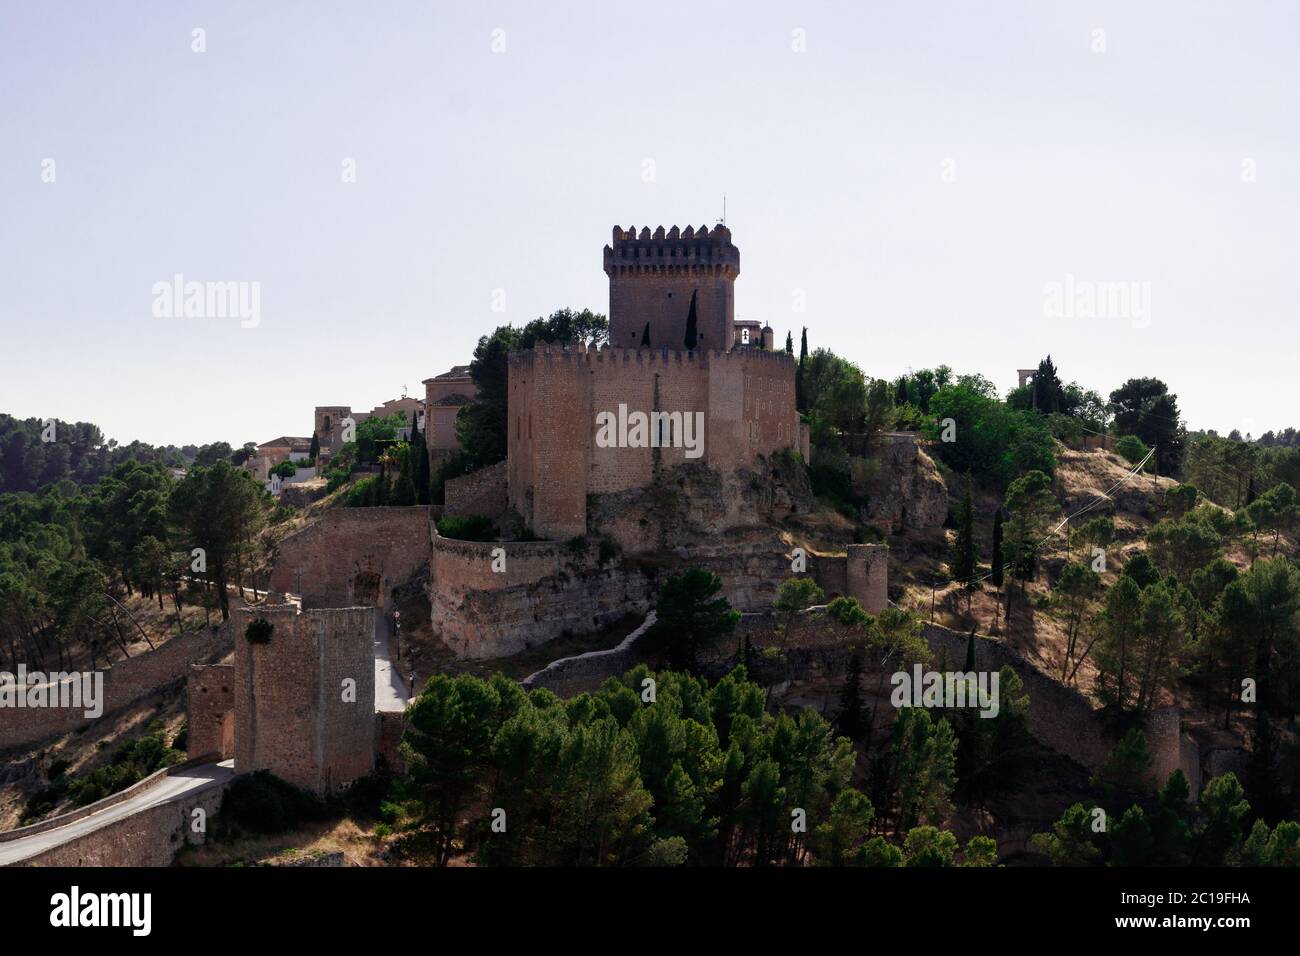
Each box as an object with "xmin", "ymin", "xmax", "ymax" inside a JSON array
[
  {"xmin": 641, "ymin": 321, "xmax": 651, "ymax": 348},
  {"xmin": 837, "ymin": 653, "xmax": 865, "ymax": 741},
  {"xmin": 684, "ymin": 292, "xmax": 698, "ymax": 349}
]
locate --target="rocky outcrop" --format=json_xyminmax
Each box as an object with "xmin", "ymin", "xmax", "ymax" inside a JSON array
[{"xmin": 855, "ymin": 434, "xmax": 948, "ymax": 533}]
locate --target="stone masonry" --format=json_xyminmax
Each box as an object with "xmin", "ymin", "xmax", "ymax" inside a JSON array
[{"xmin": 233, "ymin": 605, "xmax": 376, "ymax": 794}]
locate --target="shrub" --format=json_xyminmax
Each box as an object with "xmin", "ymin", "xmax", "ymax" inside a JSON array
[
  {"xmin": 245, "ymin": 617, "xmax": 274, "ymax": 644},
  {"xmin": 1115, "ymin": 434, "xmax": 1151, "ymax": 469},
  {"xmin": 220, "ymin": 770, "xmax": 328, "ymax": 835},
  {"xmin": 436, "ymin": 515, "xmax": 496, "ymax": 541}
]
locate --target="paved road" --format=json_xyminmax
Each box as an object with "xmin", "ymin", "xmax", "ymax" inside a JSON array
[
  {"xmin": 0, "ymin": 759, "xmax": 235, "ymax": 866},
  {"xmin": 373, "ymin": 612, "xmax": 410, "ymax": 713}
]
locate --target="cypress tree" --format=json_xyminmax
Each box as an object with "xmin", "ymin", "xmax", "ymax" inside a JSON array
[
  {"xmin": 785, "ymin": 331, "xmax": 793, "ymax": 355},
  {"xmin": 410, "ymin": 412, "xmax": 430, "ymax": 505},
  {"xmin": 641, "ymin": 321, "xmax": 651, "ymax": 348},
  {"xmin": 796, "ymin": 326, "xmax": 808, "ymax": 412},
  {"xmin": 837, "ymin": 652, "xmax": 865, "ymax": 742},
  {"xmin": 991, "ymin": 510, "xmax": 1004, "ymax": 590},
  {"xmin": 684, "ymin": 292, "xmax": 698, "ymax": 349},
  {"xmin": 950, "ymin": 480, "xmax": 976, "ymax": 586},
  {"xmin": 309, "ymin": 431, "xmax": 320, "ymax": 462}
]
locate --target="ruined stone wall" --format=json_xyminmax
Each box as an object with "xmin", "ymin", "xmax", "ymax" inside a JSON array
[
  {"xmin": 429, "ymin": 530, "xmax": 652, "ymax": 658},
  {"xmin": 314, "ymin": 405, "xmax": 352, "ymax": 457},
  {"xmin": 508, "ymin": 345, "xmax": 799, "ymax": 540},
  {"xmin": 187, "ymin": 663, "xmax": 235, "ymax": 759},
  {"xmin": 810, "ymin": 553, "xmax": 848, "ymax": 600},
  {"xmin": 268, "ymin": 506, "xmax": 430, "ymax": 608},
  {"xmin": 444, "ymin": 460, "xmax": 508, "ymax": 519},
  {"xmin": 521, "ymin": 612, "xmax": 656, "ymax": 696},
  {"xmin": 234, "ymin": 605, "xmax": 375, "ymax": 793},
  {"xmin": 846, "ymin": 544, "xmax": 889, "ymax": 614},
  {"xmin": 921, "ymin": 623, "xmax": 1114, "ymax": 770},
  {"xmin": 374, "ymin": 711, "xmax": 406, "ymax": 774},
  {"xmin": 0, "ymin": 623, "xmax": 232, "ymax": 752},
  {"xmin": 1148, "ymin": 705, "xmax": 1202, "ymax": 796}
]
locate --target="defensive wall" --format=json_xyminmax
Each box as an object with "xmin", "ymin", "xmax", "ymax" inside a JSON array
[
  {"xmin": 0, "ymin": 755, "xmax": 227, "ymax": 867},
  {"xmin": 269, "ymin": 506, "xmax": 430, "ymax": 608},
  {"xmin": 0, "ymin": 623, "xmax": 232, "ymax": 752},
  {"xmin": 443, "ymin": 460, "xmax": 508, "ymax": 519},
  {"xmin": 429, "ymin": 529, "xmax": 652, "ymax": 659},
  {"xmin": 507, "ymin": 344, "xmax": 800, "ymax": 540}
]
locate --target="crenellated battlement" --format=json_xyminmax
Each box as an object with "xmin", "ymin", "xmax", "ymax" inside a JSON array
[
  {"xmin": 604, "ymin": 224, "xmax": 739, "ymax": 277},
  {"xmin": 509, "ymin": 342, "xmax": 795, "ymax": 370}
]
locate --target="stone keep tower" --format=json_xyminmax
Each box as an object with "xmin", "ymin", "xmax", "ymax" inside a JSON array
[
  {"xmin": 604, "ymin": 225, "xmax": 739, "ymax": 351},
  {"xmin": 233, "ymin": 604, "xmax": 376, "ymax": 794}
]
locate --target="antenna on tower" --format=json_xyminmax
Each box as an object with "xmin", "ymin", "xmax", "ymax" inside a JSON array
[{"xmin": 718, "ymin": 194, "xmax": 727, "ymax": 226}]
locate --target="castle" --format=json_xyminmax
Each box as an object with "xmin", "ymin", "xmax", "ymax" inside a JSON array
[
  {"xmin": 507, "ymin": 225, "xmax": 804, "ymax": 539},
  {"xmin": 269, "ymin": 223, "xmax": 869, "ymax": 666}
]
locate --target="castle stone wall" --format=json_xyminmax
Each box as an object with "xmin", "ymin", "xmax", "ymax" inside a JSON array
[
  {"xmin": 846, "ymin": 544, "xmax": 889, "ymax": 613},
  {"xmin": 429, "ymin": 530, "xmax": 651, "ymax": 658},
  {"xmin": 0, "ymin": 623, "xmax": 232, "ymax": 752},
  {"xmin": 268, "ymin": 506, "xmax": 430, "ymax": 608},
  {"xmin": 444, "ymin": 460, "xmax": 508, "ymax": 519},
  {"xmin": 507, "ymin": 345, "xmax": 799, "ymax": 540},
  {"xmin": 187, "ymin": 663, "xmax": 235, "ymax": 759},
  {"xmin": 5, "ymin": 773, "xmax": 226, "ymax": 867},
  {"xmin": 234, "ymin": 605, "xmax": 375, "ymax": 793}
]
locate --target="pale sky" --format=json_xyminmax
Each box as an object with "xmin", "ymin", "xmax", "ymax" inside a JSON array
[{"xmin": 1, "ymin": 0, "xmax": 1296, "ymax": 447}]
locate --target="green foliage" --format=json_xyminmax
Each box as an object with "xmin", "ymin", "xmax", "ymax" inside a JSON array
[
  {"xmin": 1032, "ymin": 803, "xmax": 1101, "ymax": 865},
  {"xmin": 168, "ymin": 460, "xmax": 267, "ymax": 621},
  {"xmin": 1002, "ymin": 470, "xmax": 1057, "ymax": 584},
  {"xmin": 244, "ymin": 617, "xmax": 274, "ymax": 644},
  {"xmin": 399, "ymin": 665, "xmax": 855, "ymax": 867},
  {"xmin": 902, "ymin": 825, "xmax": 959, "ymax": 866},
  {"xmin": 24, "ymin": 721, "xmax": 185, "ymax": 815},
  {"xmin": 927, "ymin": 383, "xmax": 1056, "ymax": 488},
  {"xmin": 435, "ymin": 515, "xmax": 496, "ymax": 542},
  {"xmin": 647, "ymin": 568, "xmax": 741, "ymax": 672},
  {"xmin": 0, "ymin": 414, "xmax": 188, "ymax": 493},
  {"xmin": 774, "ymin": 576, "xmax": 824, "ymax": 621},
  {"xmin": 826, "ymin": 595, "xmax": 873, "ymax": 628},
  {"xmin": 1197, "ymin": 772, "xmax": 1251, "ymax": 865},
  {"xmin": 220, "ymin": 770, "xmax": 328, "ymax": 835},
  {"xmin": 1109, "ymin": 378, "xmax": 1185, "ymax": 476},
  {"xmin": 949, "ymin": 480, "xmax": 977, "ymax": 586},
  {"xmin": 1145, "ymin": 514, "xmax": 1221, "ymax": 582},
  {"xmin": 869, "ymin": 707, "xmax": 956, "ymax": 831},
  {"xmin": 962, "ymin": 835, "xmax": 999, "ymax": 867},
  {"xmin": 1114, "ymin": 434, "xmax": 1151, "ymax": 469},
  {"xmin": 1093, "ymin": 729, "xmax": 1154, "ymax": 795},
  {"xmin": 455, "ymin": 309, "xmax": 608, "ymax": 471},
  {"xmin": 269, "ymin": 460, "xmax": 297, "ymax": 478}
]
